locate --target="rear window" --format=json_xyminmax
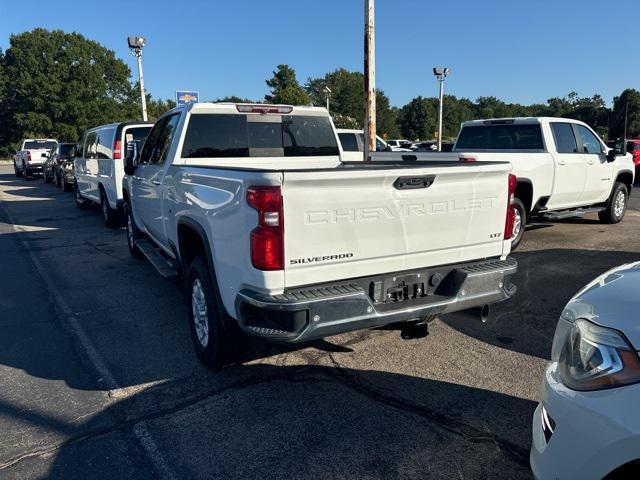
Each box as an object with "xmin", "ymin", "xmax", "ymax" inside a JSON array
[
  {"xmin": 181, "ymin": 114, "xmax": 339, "ymax": 158},
  {"xmin": 59, "ymin": 144, "xmax": 75, "ymax": 156},
  {"xmin": 124, "ymin": 126, "xmax": 153, "ymax": 144},
  {"xmin": 456, "ymin": 124, "xmax": 544, "ymax": 150},
  {"xmin": 338, "ymin": 133, "xmax": 360, "ymax": 152},
  {"xmin": 24, "ymin": 140, "xmax": 57, "ymax": 150}
]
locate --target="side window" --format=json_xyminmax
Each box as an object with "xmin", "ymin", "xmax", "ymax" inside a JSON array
[
  {"xmin": 139, "ymin": 117, "xmax": 168, "ymax": 165},
  {"xmin": 550, "ymin": 123, "xmax": 578, "ymax": 153},
  {"xmin": 153, "ymin": 114, "xmax": 181, "ymax": 165},
  {"xmin": 376, "ymin": 137, "xmax": 386, "ymax": 152},
  {"xmin": 576, "ymin": 125, "xmax": 603, "ymax": 154},
  {"xmin": 338, "ymin": 133, "xmax": 359, "ymax": 152},
  {"xmin": 83, "ymin": 132, "xmax": 97, "ymax": 159},
  {"xmin": 96, "ymin": 128, "xmax": 114, "ymax": 159}
]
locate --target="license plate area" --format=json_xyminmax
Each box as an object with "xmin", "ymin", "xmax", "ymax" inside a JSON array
[{"xmin": 369, "ymin": 272, "xmax": 444, "ymax": 304}]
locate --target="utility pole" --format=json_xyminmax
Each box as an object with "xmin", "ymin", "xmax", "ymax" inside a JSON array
[
  {"xmin": 128, "ymin": 36, "xmax": 148, "ymax": 122},
  {"xmin": 433, "ymin": 67, "xmax": 450, "ymax": 152},
  {"xmin": 364, "ymin": 0, "xmax": 376, "ymax": 161}
]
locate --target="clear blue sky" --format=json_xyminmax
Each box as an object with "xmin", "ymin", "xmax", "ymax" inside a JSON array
[{"xmin": 0, "ymin": 0, "xmax": 637, "ymax": 107}]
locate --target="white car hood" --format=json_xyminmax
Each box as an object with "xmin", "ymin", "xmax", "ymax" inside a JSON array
[{"xmin": 563, "ymin": 261, "xmax": 640, "ymax": 350}]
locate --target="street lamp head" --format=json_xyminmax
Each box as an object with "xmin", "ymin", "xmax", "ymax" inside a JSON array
[
  {"xmin": 324, "ymin": 86, "xmax": 332, "ymax": 94},
  {"xmin": 128, "ymin": 36, "xmax": 146, "ymax": 49},
  {"xmin": 433, "ymin": 67, "xmax": 450, "ymax": 78}
]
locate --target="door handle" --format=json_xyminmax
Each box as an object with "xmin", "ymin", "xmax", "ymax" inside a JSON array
[
  {"xmin": 557, "ymin": 160, "xmax": 566, "ymax": 166},
  {"xmin": 587, "ymin": 159, "xmax": 595, "ymax": 165},
  {"xmin": 152, "ymin": 180, "xmax": 162, "ymax": 186}
]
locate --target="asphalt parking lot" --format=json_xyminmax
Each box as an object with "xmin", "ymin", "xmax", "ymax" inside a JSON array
[{"xmin": 1, "ymin": 162, "xmax": 639, "ymax": 480}]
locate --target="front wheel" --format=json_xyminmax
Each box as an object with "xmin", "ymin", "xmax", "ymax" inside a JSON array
[
  {"xmin": 186, "ymin": 256, "xmax": 240, "ymax": 370},
  {"xmin": 510, "ymin": 198, "xmax": 527, "ymax": 250},
  {"xmin": 599, "ymin": 182, "xmax": 628, "ymax": 224}
]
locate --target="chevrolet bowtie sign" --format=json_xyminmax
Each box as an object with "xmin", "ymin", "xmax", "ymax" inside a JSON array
[{"xmin": 176, "ymin": 90, "xmax": 199, "ymax": 106}]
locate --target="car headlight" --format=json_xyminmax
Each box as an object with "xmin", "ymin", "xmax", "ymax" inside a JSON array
[{"xmin": 557, "ymin": 318, "xmax": 640, "ymax": 391}]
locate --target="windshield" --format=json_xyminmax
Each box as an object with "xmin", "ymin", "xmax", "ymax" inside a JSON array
[
  {"xmin": 182, "ymin": 114, "xmax": 339, "ymax": 158},
  {"xmin": 24, "ymin": 140, "xmax": 57, "ymax": 150},
  {"xmin": 456, "ymin": 124, "xmax": 544, "ymax": 150},
  {"xmin": 124, "ymin": 126, "xmax": 153, "ymax": 143}
]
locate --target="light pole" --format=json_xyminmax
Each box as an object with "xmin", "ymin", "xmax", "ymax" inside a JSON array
[
  {"xmin": 324, "ymin": 86, "xmax": 332, "ymax": 112},
  {"xmin": 128, "ymin": 36, "xmax": 148, "ymax": 122},
  {"xmin": 433, "ymin": 67, "xmax": 450, "ymax": 152},
  {"xmin": 364, "ymin": 0, "xmax": 376, "ymax": 161}
]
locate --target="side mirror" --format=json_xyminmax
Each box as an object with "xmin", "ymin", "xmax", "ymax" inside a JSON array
[
  {"xmin": 41, "ymin": 152, "xmax": 48, "ymax": 158},
  {"xmin": 124, "ymin": 140, "xmax": 140, "ymax": 176},
  {"xmin": 606, "ymin": 150, "xmax": 617, "ymax": 162}
]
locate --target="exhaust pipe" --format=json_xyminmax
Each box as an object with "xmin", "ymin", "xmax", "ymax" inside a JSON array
[{"xmin": 458, "ymin": 304, "xmax": 490, "ymax": 323}]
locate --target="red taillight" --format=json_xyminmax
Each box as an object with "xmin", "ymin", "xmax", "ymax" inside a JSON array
[
  {"xmin": 247, "ymin": 186, "xmax": 284, "ymax": 271},
  {"xmin": 504, "ymin": 174, "xmax": 517, "ymax": 240},
  {"xmin": 113, "ymin": 139, "xmax": 122, "ymax": 160},
  {"xmin": 27, "ymin": 151, "xmax": 31, "ymax": 161}
]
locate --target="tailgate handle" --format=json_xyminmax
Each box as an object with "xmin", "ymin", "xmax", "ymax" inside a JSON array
[{"xmin": 394, "ymin": 175, "xmax": 435, "ymax": 190}]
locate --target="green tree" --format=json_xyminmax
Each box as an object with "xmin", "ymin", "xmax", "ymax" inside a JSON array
[
  {"xmin": 265, "ymin": 64, "xmax": 309, "ymax": 105},
  {"xmin": 2, "ymin": 28, "xmax": 137, "ymax": 149},
  {"xmin": 610, "ymin": 89, "xmax": 640, "ymax": 139},
  {"xmin": 306, "ymin": 68, "xmax": 399, "ymax": 137},
  {"xmin": 398, "ymin": 96, "xmax": 436, "ymax": 140},
  {"xmin": 213, "ymin": 95, "xmax": 254, "ymax": 103}
]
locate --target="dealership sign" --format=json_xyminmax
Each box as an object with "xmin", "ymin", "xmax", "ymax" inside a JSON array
[{"xmin": 176, "ymin": 90, "xmax": 199, "ymax": 106}]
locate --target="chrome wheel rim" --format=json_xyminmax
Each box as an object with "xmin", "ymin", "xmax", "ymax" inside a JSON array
[
  {"xmin": 512, "ymin": 207, "xmax": 522, "ymax": 241},
  {"xmin": 191, "ymin": 279, "xmax": 209, "ymax": 347},
  {"xmin": 614, "ymin": 191, "xmax": 626, "ymax": 218}
]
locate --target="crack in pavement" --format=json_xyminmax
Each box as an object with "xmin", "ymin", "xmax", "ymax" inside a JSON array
[{"xmin": 324, "ymin": 353, "xmax": 530, "ymax": 467}]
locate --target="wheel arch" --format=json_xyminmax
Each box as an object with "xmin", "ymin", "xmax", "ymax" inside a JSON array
[
  {"xmin": 615, "ymin": 170, "xmax": 634, "ymax": 194},
  {"xmin": 514, "ymin": 178, "xmax": 534, "ymax": 214}
]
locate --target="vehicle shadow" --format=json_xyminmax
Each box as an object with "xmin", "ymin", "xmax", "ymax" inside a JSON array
[
  {"xmin": 441, "ymin": 248, "xmax": 640, "ymax": 360},
  {"xmin": 6, "ymin": 364, "xmax": 535, "ymax": 480}
]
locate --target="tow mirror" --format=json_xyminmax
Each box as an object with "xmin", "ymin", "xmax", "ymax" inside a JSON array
[
  {"xmin": 41, "ymin": 152, "xmax": 48, "ymax": 158},
  {"xmin": 606, "ymin": 150, "xmax": 617, "ymax": 162},
  {"xmin": 124, "ymin": 140, "xmax": 141, "ymax": 176},
  {"xmin": 607, "ymin": 139, "xmax": 627, "ymax": 162}
]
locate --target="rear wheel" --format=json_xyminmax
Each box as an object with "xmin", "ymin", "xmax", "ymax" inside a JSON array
[
  {"xmin": 74, "ymin": 182, "xmax": 91, "ymax": 210},
  {"xmin": 44, "ymin": 170, "xmax": 52, "ymax": 183},
  {"xmin": 100, "ymin": 188, "xmax": 119, "ymax": 228},
  {"xmin": 599, "ymin": 182, "xmax": 628, "ymax": 224},
  {"xmin": 62, "ymin": 178, "xmax": 73, "ymax": 192},
  {"xmin": 510, "ymin": 198, "xmax": 527, "ymax": 250},
  {"xmin": 186, "ymin": 256, "xmax": 239, "ymax": 369},
  {"xmin": 125, "ymin": 201, "xmax": 143, "ymax": 259},
  {"xmin": 14, "ymin": 162, "xmax": 23, "ymax": 177},
  {"xmin": 22, "ymin": 162, "xmax": 30, "ymax": 179}
]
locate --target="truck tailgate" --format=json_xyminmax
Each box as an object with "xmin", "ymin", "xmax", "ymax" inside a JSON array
[{"xmin": 282, "ymin": 163, "xmax": 511, "ymax": 287}]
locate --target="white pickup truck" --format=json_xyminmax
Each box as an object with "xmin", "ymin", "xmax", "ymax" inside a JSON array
[
  {"xmin": 14, "ymin": 139, "xmax": 58, "ymax": 177},
  {"xmin": 408, "ymin": 118, "xmax": 635, "ymax": 247},
  {"xmin": 122, "ymin": 103, "xmax": 518, "ymax": 368}
]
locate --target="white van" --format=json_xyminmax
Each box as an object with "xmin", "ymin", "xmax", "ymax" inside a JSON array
[
  {"xmin": 74, "ymin": 122, "xmax": 153, "ymax": 226},
  {"xmin": 336, "ymin": 129, "xmax": 390, "ymax": 161}
]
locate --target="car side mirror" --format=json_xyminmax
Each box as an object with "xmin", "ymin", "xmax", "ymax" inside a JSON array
[
  {"xmin": 41, "ymin": 152, "xmax": 48, "ymax": 158},
  {"xmin": 124, "ymin": 140, "xmax": 140, "ymax": 176},
  {"xmin": 606, "ymin": 150, "xmax": 617, "ymax": 162}
]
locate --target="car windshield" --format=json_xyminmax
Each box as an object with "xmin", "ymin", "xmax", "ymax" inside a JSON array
[
  {"xmin": 182, "ymin": 114, "xmax": 339, "ymax": 158},
  {"xmin": 124, "ymin": 126, "xmax": 153, "ymax": 144},
  {"xmin": 456, "ymin": 124, "xmax": 544, "ymax": 150},
  {"xmin": 24, "ymin": 140, "xmax": 57, "ymax": 150}
]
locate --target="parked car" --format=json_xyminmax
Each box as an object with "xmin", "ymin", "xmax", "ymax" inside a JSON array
[
  {"xmin": 122, "ymin": 102, "xmax": 518, "ymax": 369},
  {"xmin": 43, "ymin": 142, "xmax": 75, "ymax": 186},
  {"xmin": 386, "ymin": 139, "xmax": 413, "ymax": 151},
  {"xmin": 336, "ymin": 128, "xmax": 390, "ymax": 160},
  {"xmin": 74, "ymin": 121, "xmax": 153, "ymax": 226},
  {"xmin": 14, "ymin": 139, "xmax": 58, "ymax": 178},
  {"xmin": 531, "ymin": 261, "xmax": 640, "ymax": 479},
  {"xmin": 402, "ymin": 118, "xmax": 635, "ymax": 248},
  {"xmin": 413, "ymin": 141, "xmax": 437, "ymax": 151},
  {"xmin": 626, "ymin": 139, "xmax": 640, "ymax": 181},
  {"xmin": 55, "ymin": 151, "xmax": 77, "ymax": 192}
]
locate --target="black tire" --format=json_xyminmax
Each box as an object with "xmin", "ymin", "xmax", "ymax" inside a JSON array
[
  {"xmin": 510, "ymin": 197, "xmax": 527, "ymax": 250},
  {"xmin": 100, "ymin": 188, "xmax": 119, "ymax": 228},
  {"xmin": 186, "ymin": 256, "xmax": 240, "ymax": 370},
  {"xmin": 62, "ymin": 179, "xmax": 73, "ymax": 192},
  {"xmin": 14, "ymin": 162, "xmax": 23, "ymax": 177},
  {"xmin": 599, "ymin": 182, "xmax": 628, "ymax": 224},
  {"xmin": 125, "ymin": 200, "xmax": 144, "ymax": 259},
  {"xmin": 22, "ymin": 162, "xmax": 30, "ymax": 179},
  {"xmin": 74, "ymin": 182, "xmax": 91, "ymax": 210}
]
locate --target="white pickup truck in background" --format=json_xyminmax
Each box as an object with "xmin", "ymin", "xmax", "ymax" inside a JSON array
[
  {"xmin": 395, "ymin": 118, "xmax": 635, "ymax": 247},
  {"xmin": 14, "ymin": 138, "xmax": 58, "ymax": 177},
  {"xmin": 121, "ymin": 103, "xmax": 518, "ymax": 369}
]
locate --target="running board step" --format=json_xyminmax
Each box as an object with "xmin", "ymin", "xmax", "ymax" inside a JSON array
[
  {"xmin": 542, "ymin": 207, "xmax": 604, "ymax": 221},
  {"xmin": 135, "ymin": 239, "xmax": 179, "ymax": 278}
]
